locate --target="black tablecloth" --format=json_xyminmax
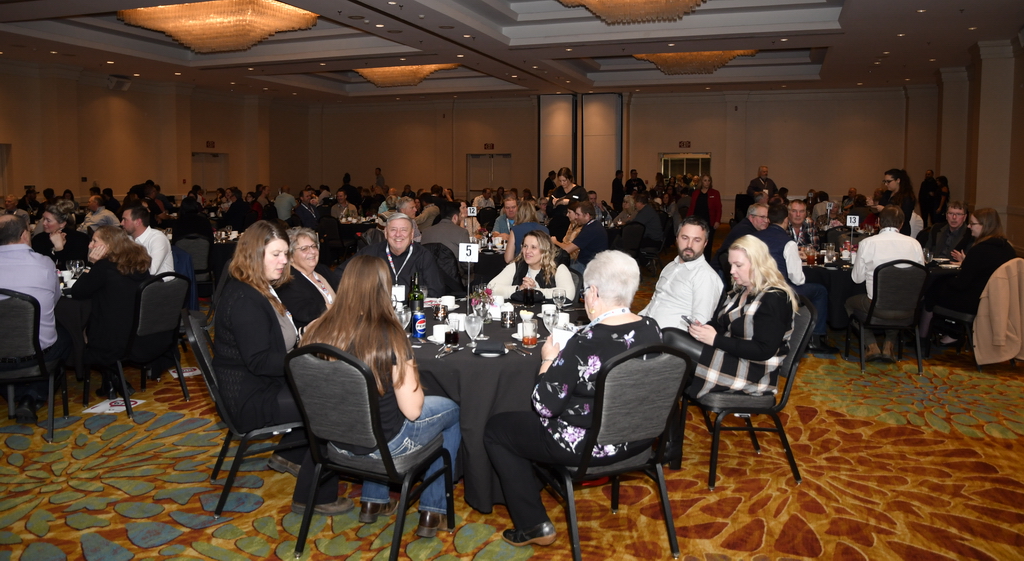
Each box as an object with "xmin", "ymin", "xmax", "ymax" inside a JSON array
[
  {"xmin": 414, "ymin": 309, "xmax": 551, "ymax": 513},
  {"xmin": 210, "ymin": 242, "xmax": 237, "ymax": 286},
  {"xmin": 337, "ymin": 222, "xmax": 375, "ymax": 241},
  {"xmin": 803, "ymin": 265, "xmax": 864, "ymax": 330},
  {"xmin": 55, "ymin": 296, "xmax": 91, "ymax": 391}
]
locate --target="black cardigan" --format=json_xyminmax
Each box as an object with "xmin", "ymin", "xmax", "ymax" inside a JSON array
[
  {"xmin": 212, "ymin": 279, "xmax": 291, "ymax": 432},
  {"xmin": 276, "ymin": 265, "xmax": 341, "ymax": 329},
  {"xmin": 929, "ymin": 237, "xmax": 1017, "ymax": 314},
  {"xmin": 32, "ymin": 229, "xmax": 90, "ymax": 268}
]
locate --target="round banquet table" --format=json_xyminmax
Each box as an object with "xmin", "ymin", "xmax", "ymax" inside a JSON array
[
  {"xmin": 210, "ymin": 241, "xmax": 237, "ymax": 286},
  {"xmin": 413, "ymin": 306, "xmax": 581, "ymax": 513},
  {"xmin": 55, "ymin": 295, "xmax": 91, "ymax": 396},
  {"xmin": 802, "ymin": 263, "xmax": 863, "ymax": 330}
]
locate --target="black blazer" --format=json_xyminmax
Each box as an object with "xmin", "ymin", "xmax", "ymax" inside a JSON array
[
  {"xmin": 276, "ymin": 265, "xmax": 340, "ymax": 329},
  {"xmin": 65, "ymin": 259, "xmax": 155, "ymax": 365},
  {"xmin": 212, "ymin": 279, "xmax": 292, "ymax": 432},
  {"xmin": 32, "ymin": 229, "xmax": 90, "ymax": 268}
]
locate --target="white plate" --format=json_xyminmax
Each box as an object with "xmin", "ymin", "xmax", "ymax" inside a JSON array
[
  {"xmin": 426, "ymin": 335, "xmax": 444, "ymax": 344},
  {"xmin": 473, "ymin": 348, "xmax": 509, "ymax": 358},
  {"xmin": 939, "ymin": 263, "xmax": 961, "ymax": 269}
]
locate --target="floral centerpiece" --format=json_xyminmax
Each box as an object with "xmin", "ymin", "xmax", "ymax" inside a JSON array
[{"xmin": 469, "ymin": 285, "xmax": 493, "ymax": 322}]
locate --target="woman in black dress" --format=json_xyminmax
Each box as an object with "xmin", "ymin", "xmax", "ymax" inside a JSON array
[
  {"xmin": 920, "ymin": 208, "xmax": 1017, "ymax": 345},
  {"xmin": 66, "ymin": 226, "xmax": 154, "ymax": 398},
  {"xmin": 881, "ymin": 168, "xmax": 916, "ymax": 236},
  {"xmin": 32, "ymin": 200, "xmax": 89, "ymax": 269}
]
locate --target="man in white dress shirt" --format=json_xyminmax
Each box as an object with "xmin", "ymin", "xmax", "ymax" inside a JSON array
[
  {"xmin": 121, "ymin": 203, "xmax": 174, "ymax": 276},
  {"xmin": 641, "ymin": 216, "xmax": 723, "ymax": 329},
  {"xmin": 847, "ymin": 206, "xmax": 924, "ymax": 360}
]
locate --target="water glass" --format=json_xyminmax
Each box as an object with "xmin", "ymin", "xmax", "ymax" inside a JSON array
[
  {"xmin": 465, "ymin": 314, "xmax": 484, "ymax": 348},
  {"xmin": 552, "ymin": 288, "xmax": 568, "ymax": 309}
]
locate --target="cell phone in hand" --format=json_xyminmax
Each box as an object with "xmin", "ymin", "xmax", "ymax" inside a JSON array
[{"xmin": 680, "ymin": 315, "xmax": 694, "ymax": 328}]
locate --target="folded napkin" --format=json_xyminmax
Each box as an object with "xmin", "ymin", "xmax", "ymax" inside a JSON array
[{"xmin": 473, "ymin": 340, "xmax": 505, "ymax": 355}]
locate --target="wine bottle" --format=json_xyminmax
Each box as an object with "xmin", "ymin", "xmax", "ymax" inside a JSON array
[{"xmin": 409, "ymin": 272, "xmax": 424, "ymax": 313}]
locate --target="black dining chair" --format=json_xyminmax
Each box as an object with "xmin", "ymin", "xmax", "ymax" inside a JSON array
[
  {"xmin": 476, "ymin": 207, "xmax": 499, "ymax": 231},
  {"xmin": 683, "ymin": 296, "xmax": 816, "ymax": 490},
  {"xmin": 531, "ymin": 344, "xmax": 692, "ymax": 561},
  {"xmin": 174, "ymin": 234, "xmax": 213, "ymax": 296},
  {"xmin": 844, "ymin": 260, "xmax": 928, "ymax": 373},
  {"xmin": 0, "ymin": 289, "xmax": 68, "ymax": 443},
  {"xmin": 285, "ymin": 344, "xmax": 455, "ymax": 561},
  {"xmin": 181, "ymin": 309, "xmax": 306, "ymax": 517},
  {"xmin": 613, "ymin": 222, "xmax": 645, "ymax": 258}
]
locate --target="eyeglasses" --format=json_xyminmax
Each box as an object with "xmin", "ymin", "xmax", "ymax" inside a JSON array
[
  {"xmin": 295, "ymin": 244, "xmax": 319, "ymax": 253},
  {"xmin": 882, "ymin": 179, "xmax": 895, "ymax": 184}
]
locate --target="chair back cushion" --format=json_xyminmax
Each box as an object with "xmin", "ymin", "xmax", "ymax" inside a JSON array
[
  {"xmin": 615, "ymin": 222, "xmax": 645, "ymax": 251},
  {"xmin": 175, "ymin": 235, "xmax": 211, "ymax": 271},
  {"xmin": 869, "ymin": 260, "xmax": 927, "ymax": 325},
  {"xmin": 286, "ymin": 349, "xmax": 378, "ymax": 450},
  {"xmin": 592, "ymin": 348, "xmax": 690, "ymax": 446},
  {"xmin": 777, "ymin": 298, "xmax": 815, "ymax": 383},
  {"xmin": 137, "ymin": 274, "xmax": 189, "ymax": 336},
  {"xmin": 0, "ymin": 290, "xmax": 39, "ymax": 359}
]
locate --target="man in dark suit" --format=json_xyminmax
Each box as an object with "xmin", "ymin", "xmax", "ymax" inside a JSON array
[
  {"xmin": 611, "ymin": 169, "xmax": 625, "ymax": 212},
  {"xmin": 293, "ymin": 187, "xmax": 320, "ymax": 230},
  {"xmin": 711, "ymin": 203, "xmax": 769, "ymax": 276},
  {"xmin": 218, "ymin": 187, "xmax": 250, "ymax": 232}
]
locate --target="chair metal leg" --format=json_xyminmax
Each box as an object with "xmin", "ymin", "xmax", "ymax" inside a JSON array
[
  {"xmin": 82, "ymin": 367, "xmax": 91, "ymax": 407},
  {"xmin": 914, "ymin": 326, "xmax": 923, "ymax": 373},
  {"xmin": 442, "ymin": 449, "xmax": 455, "ymax": 532},
  {"xmin": 858, "ymin": 321, "xmax": 866, "ymax": 373},
  {"xmin": 770, "ymin": 412, "xmax": 802, "ymax": 485},
  {"xmin": 709, "ymin": 413, "xmax": 725, "ymax": 490},
  {"xmin": 743, "ymin": 416, "xmax": 761, "ymax": 453},
  {"xmin": 654, "ymin": 463, "xmax": 680, "ymax": 559},
  {"xmin": 211, "ymin": 432, "xmax": 233, "ymax": 482},
  {"xmin": 115, "ymin": 361, "xmax": 135, "ymax": 421},
  {"xmin": 844, "ymin": 322, "xmax": 851, "ymax": 360},
  {"xmin": 140, "ymin": 365, "xmax": 147, "ymax": 392},
  {"xmin": 610, "ymin": 476, "xmax": 620, "ymax": 514},
  {"xmin": 389, "ymin": 477, "xmax": 414, "ymax": 561},
  {"xmin": 6, "ymin": 385, "xmax": 14, "ymax": 419},
  {"xmin": 60, "ymin": 366, "xmax": 69, "ymax": 418},
  {"xmin": 173, "ymin": 349, "xmax": 190, "ymax": 401},
  {"xmin": 293, "ymin": 461, "xmax": 324, "ymax": 559},
  {"xmin": 44, "ymin": 373, "xmax": 55, "ymax": 443},
  {"xmin": 562, "ymin": 470, "xmax": 582, "ymax": 561},
  {"xmin": 214, "ymin": 434, "xmax": 251, "ymax": 517}
]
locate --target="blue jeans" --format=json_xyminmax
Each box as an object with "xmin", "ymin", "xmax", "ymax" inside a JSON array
[
  {"xmin": 793, "ymin": 282, "xmax": 829, "ymax": 336},
  {"xmin": 357, "ymin": 395, "xmax": 461, "ymax": 514}
]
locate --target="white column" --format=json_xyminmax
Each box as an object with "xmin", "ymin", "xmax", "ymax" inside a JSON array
[
  {"xmin": 581, "ymin": 94, "xmax": 621, "ymax": 201},
  {"xmin": 539, "ymin": 95, "xmax": 575, "ymax": 181}
]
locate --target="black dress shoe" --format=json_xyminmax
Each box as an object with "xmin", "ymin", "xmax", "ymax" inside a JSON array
[
  {"xmin": 415, "ymin": 511, "xmax": 449, "ymax": 538},
  {"xmin": 502, "ymin": 521, "xmax": 557, "ymax": 547},
  {"xmin": 95, "ymin": 380, "xmax": 115, "ymax": 399},
  {"xmin": 807, "ymin": 335, "xmax": 840, "ymax": 355},
  {"xmin": 14, "ymin": 396, "xmax": 38, "ymax": 425}
]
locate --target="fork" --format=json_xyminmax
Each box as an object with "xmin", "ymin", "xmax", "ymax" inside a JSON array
[{"xmin": 505, "ymin": 342, "xmax": 530, "ymax": 356}]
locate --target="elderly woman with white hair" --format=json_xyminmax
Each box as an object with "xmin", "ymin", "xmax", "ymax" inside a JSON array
[
  {"xmin": 276, "ymin": 227, "xmax": 340, "ymax": 330},
  {"xmin": 483, "ymin": 250, "xmax": 662, "ymax": 548}
]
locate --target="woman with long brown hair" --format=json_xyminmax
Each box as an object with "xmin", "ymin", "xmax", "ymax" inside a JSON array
[
  {"xmin": 490, "ymin": 230, "xmax": 574, "ymax": 301},
  {"xmin": 67, "ymin": 226, "xmax": 153, "ymax": 398},
  {"xmin": 882, "ymin": 168, "xmax": 916, "ymax": 235},
  {"xmin": 302, "ymin": 255, "xmax": 461, "ymax": 537},
  {"xmin": 212, "ymin": 220, "xmax": 351, "ymax": 516}
]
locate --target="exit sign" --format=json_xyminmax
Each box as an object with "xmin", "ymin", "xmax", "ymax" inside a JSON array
[
  {"xmin": 206, "ymin": 141, "xmax": 216, "ymax": 148},
  {"xmin": 484, "ymin": 143, "xmax": 494, "ymax": 150},
  {"xmin": 678, "ymin": 141, "xmax": 691, "ymax": 148}
]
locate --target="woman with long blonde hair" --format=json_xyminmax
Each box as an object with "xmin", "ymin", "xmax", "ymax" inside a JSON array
[
  {"xmin": 302, "ymin": 255, "xmax": 461, "ymax": 538},
  {"xmin": 490, "ymin": 230, "xmax": 574, "ymax": 301},
  {"xmin": 685, "ymin": 235, "xmax": 797, "ymax": 398},
  {"xmin": 213, "ymin": 220, "xmax": 352, "ymax": 516}
]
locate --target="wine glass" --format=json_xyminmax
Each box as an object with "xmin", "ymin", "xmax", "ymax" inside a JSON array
[
  {"xmin": 552, "ymin": 288, "xmax": 568, "ymax": 310},
  {"xmin": 465, "ymin": 314, "xmax": 484, "ymax": 348},
  {"xmin": 923, "ymin": 249, "xmax": 932, "ymax": 264},
  {"xmin": 396, "ymin": 308, "xmax": 412, "ymax": 336},
  {"xmin": 68, "ymin": 260, "xmax": 85, "ymax": 278}
]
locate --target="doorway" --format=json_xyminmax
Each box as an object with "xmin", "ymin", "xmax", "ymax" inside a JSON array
[
  {"xmin": 660, "ymin": 152, "xmax": 711, "ymax": 182},
  {"xmin": 191, "ymin": 152, "xmax": 228, "ymax": 195},
  {"xmin": 466, "ymin": 154, "xmax": 512, "ymax": 199}
]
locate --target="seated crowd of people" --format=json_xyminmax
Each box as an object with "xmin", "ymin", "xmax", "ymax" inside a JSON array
[{"xmin": 0, "ymin": 163, "xmax": 1015, "ymax": 550}]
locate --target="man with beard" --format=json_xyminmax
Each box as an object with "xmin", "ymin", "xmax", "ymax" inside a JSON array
[{"xmin": 640, "ymin": 215, "xmax": 723, "ymax": 329}]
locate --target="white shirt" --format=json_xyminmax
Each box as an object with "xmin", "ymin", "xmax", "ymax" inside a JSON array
[
  {"xmin": 135, "ymin": 226, "xmax": 174, "ymax": 276},
  {"xmin": 640, "ymin": 254, "xmax": 723, "ymax": 327},
  {"xmin": 472, "ymin": 195, "xmax": 494, "ymax": 209},
  {"xmin": 783, "ymin": 241, "xmax": 805, "ymax": 285},
  {"xmin": 851, "ymin": 227, "xmax": 924, "ymax": 299}
]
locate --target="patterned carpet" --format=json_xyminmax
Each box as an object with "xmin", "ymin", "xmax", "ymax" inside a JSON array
[{"xmin": 2, "ymin": 249, "xmax": 1023, "ymax": 560}]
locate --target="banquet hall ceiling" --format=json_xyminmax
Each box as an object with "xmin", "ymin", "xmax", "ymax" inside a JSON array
[{"xmin": 0, "ymin": 0, "xmax": 1022, "ymax": 103}]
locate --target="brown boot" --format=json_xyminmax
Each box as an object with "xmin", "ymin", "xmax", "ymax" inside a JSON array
[
  {"xmin": 416, "ymin": 511, "xmax": 450, "ymax": 538},
  {"xmin": 359, "ymin": 499, "xmax": 399, "ymax": 524}
]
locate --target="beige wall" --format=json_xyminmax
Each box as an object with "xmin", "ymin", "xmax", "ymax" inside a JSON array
[
  {"xmin": 1006, "ymin": 37, "xmax": 1024, "ymax": 246},
  {"xmin": 629, "ymin": 90, "xmax": 907, "ymax": 219}
]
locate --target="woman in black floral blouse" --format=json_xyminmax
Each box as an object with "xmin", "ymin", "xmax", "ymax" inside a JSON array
[{"xmin": 484, "ymin": 250, "xmax": 662, "ymax": 547}]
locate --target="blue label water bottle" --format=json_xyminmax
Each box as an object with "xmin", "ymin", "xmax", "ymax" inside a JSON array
[{"xmin": 412, "ymin": 310, "xmax": 427, "ymax": 339}]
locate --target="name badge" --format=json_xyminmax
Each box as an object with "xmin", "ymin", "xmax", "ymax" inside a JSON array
[{"xmin": 392, "ymin": 284, "xmax": 406, "ymax": 302}]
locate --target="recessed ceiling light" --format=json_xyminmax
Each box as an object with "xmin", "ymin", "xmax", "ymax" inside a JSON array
[
  {"xmin": 292, "ymin": 92, "xmax": 297, "ymax": 95},
  {"xmin": 439, "ymin": 25, "xmax": 454, "ymax": 29},
  {"xmin": 49, "ymin": 51, "xmax": 57, "ymax": 54},
  {"xmin": 319, "ymin": 63, "xmax": 326, "ymax": 66},
  {"xmin": 897, "ymin": 33, "xmax": 905, "ymax": 37},
  {"xmin": 565, "ymin": 48, "xmax": 572, "ymax": 51},
  {"xmin": 565, "ymin": 80, "xmax": 570, "ymax": 83},
  {"xmin": 133, "ymin": 73, "xmax": 140, "ymax": 77},
  {"xmin": 388, "ymin": 1, "xmax": 396, "ymax": 4},
  {"xmin": 463, "ymin": 34, "xmax": 471, "ymax": 38},
  {"xmin": 230, "ymin": 81, "xmax": 235, "ymax": 84},
  {"xmin": 556, "ymin": 92, "xmax": 561, "ymax": 94},
  {"xmin": 873, "ymin": 61, "xmax": 881, "ymax": 65},
  {"xmin": 929, "ymin": 58, "xmax": 936, "ymax": 62},
  {"xmin": 400, "ymin": 58, "xmax": 406, "ymax": 61},
  {"xmin": 375, "ymin": 24, "xmax": 384, "ymax": 27},
  {"xmin": 532, "ymin": 66, "xmax": 538, "ymax": 69},
  {"xmin": 705, "ymin": 87, "xmax": 711, "ymax": 90},
  {"xmin": 247, "ymin": 67, "xmax": 254, "ymax": 70},
  {"xmin": 882, "ymin": 51, "xmax": 890, "ymax": 55},
  {"xmin": 456, "ymin": 54, "xmax": 464, "ymax": 58},
  {"xmin": 780, "ymin": 38, "xmax": 788, "ymax": 42},
  {"xmin": 668, "ymin": 43, "xmax": 675, "ymax": 47},
  {"xmin": 781, "ymin": 85, "xmax": 787, "ymax": 88},
  {"xmin": 635, "ymin": 89, "xmax": 640, "ymax": 92},
  {"xmin": 904, "ymin": 78, "xmax": 910, "ymax": 81},
  {"xmin": 917, "ymin": 9, "xmax": 926, "ymax": 13},
  {"xmin": 857, "ymin": 82, "xmax": 863, "ymax": 85},
  {"xmin": 453, "ymin": 95, "xmax": 457, "ymax": 97},
  {"xmin": 968, "ymin": 27, "xmax": 977, "ymax": 30},
  {"xmin": 263, "ymin": 87, "xmax": 268, "ymax": 90},
  {"xmin": 511, "ymin": 75, "xmax": 517, "ymax": 78},
  {"xmin": 174, "ymin": 72, "xmax": 181, "ymax": 75},
  {"xmin": 106, "ymin": 61, "xmax": 114, "ymax": 64}
]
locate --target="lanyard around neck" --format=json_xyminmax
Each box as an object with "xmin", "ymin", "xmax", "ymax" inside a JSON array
[
  {"xmin": 386, "ymin": 244, "xmax": 413, "ymax": 282},
  {"xmin": 581, "ymin": 307, "xmax": 630, "ymax": 334}
]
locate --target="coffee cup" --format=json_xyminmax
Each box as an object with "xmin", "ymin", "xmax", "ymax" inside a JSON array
[
  {"xmin": 432, "ymin": 324, "xmax": 448, "ymax": 342},
  {"xmin": 541, "ymin": 304, "xmax": 557, "ymax": 315},
  {"xmin": 558, "ymin": 312, "xmax": 571, "ymax": 327},
  {"xmin": 441, "ymin": 295, "xmax": 457, "ymax": 309}
]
